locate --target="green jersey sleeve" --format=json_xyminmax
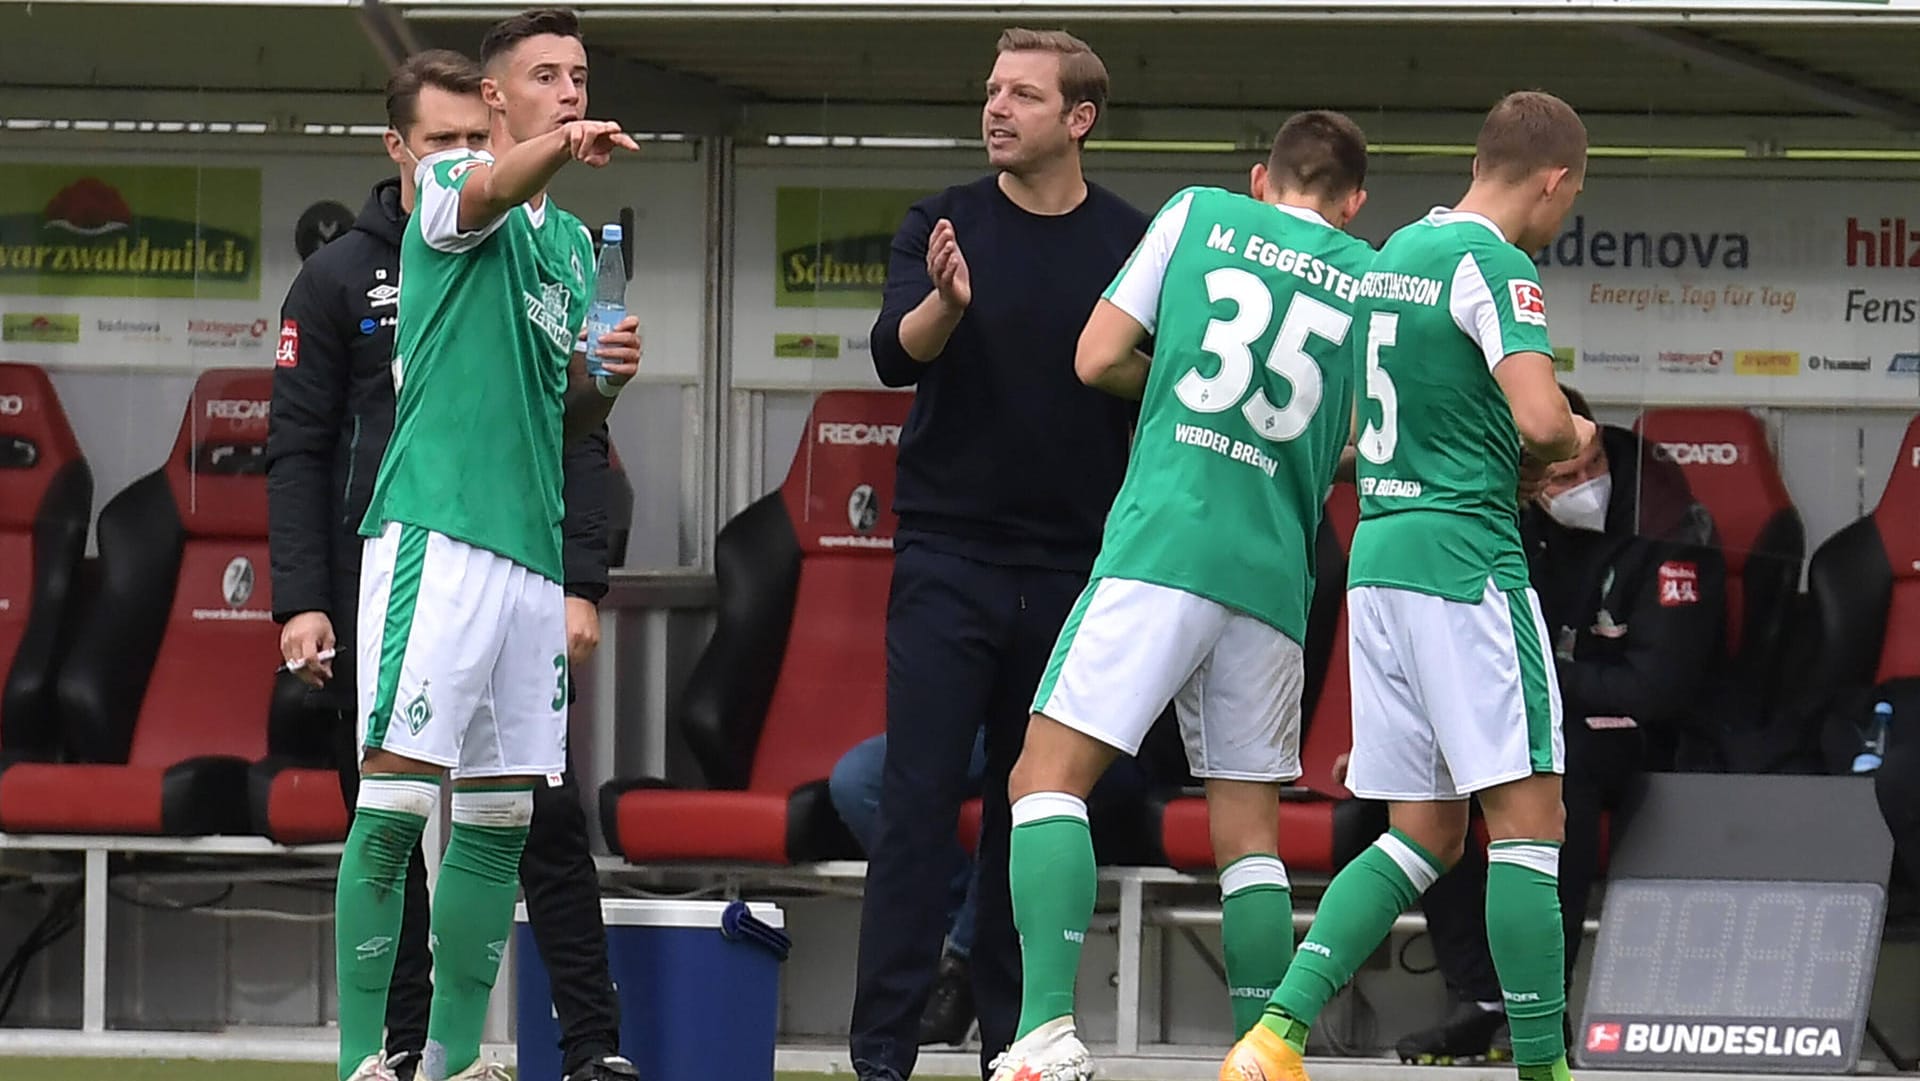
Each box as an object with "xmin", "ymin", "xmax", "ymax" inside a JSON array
[
  {"xmin": 1449, "ymin": 240, "xmax": 1553, "ymax": 370},
  {"xmin": 1102, "ymin": 187, "xmax": 1198, "ymax": 334},
  {"xmin": 415, "ymin": 148, "xmax": 509, "ymax": 254}
]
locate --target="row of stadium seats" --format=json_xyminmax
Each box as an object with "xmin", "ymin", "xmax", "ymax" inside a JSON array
[
  {"xmin": 1, "ymin": 362, "xmax": 1915, "ymax": 867},
  {"xmin": 593, "ymin": 391, "xmax": 1920, "ymax": 880}
]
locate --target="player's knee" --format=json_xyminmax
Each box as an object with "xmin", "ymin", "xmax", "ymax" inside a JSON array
[{"xmin": 1010, "ymin": 713, "xmax": 1113, "ymax": 800}]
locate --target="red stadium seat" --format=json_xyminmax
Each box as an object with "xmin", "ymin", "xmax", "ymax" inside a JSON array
[
  {"xmin": 1154, "ymin": 483, "xmax": 1382, "ymax": 876},
  {"xmin": 599, "ymin": 390, "xmax": 909, "ymax": 864},
  {"xmin": 0, "ymin": 370, "xmax": 323, "ymax": 836},
  {"xmin": 1632, "ymin": 408, "xmax": 1802, "ymax": 672},
  {"xmin": 0, "ymin": 363, "xmax": 92, "ymax": 763},
  {"xmin": 1799, "ymin": 415, "xmax": 1920, "ymax": 700}
]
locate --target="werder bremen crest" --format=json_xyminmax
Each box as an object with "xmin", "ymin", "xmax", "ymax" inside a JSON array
[
  {"xmin": 524, "ymin": 279, "xmax": 575, "ymax": 351},
  {"xmin": 403, "ymin": 685, "xmax": 433, "ymax": 736}
]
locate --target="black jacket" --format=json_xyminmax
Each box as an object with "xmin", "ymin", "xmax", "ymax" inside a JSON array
[
  {"xmin": 265, "ymin": 177, "xmax": 611, "ymax": 710},
  {"xmin": 1523, "ymin": 424, "xmax": 1727, "ymax": 768}
]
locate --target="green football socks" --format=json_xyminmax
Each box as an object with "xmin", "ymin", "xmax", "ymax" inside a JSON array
[
  {"xmin": 334, "ymin": 775, "xmax": 438, "ymax": 1081},
  {"xmin": 1258, "ymin": 829, "xmax": 1443, "ymax": 1051},
  {"xmin": 1488, "ymin": 840, "xmax": 1570, "ymax": 1070},
  {"xmin": 1008, "ymin": 792, "xmax": 1097, "ymax": 1041},
  {"xmin": 1219, "ymin": 855, "xmax": 1294, "ymax": 1038},
  {"xmin": 422, "ymin": 788, "xmax": 534, "ymax": 1080}
]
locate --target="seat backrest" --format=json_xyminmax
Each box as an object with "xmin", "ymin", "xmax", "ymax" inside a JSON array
[
  {"xmin": 129, "ymin": 369, "xmax": 277, "ymax": 767},
  {"xmin": 743, "ymin": 390, "xmax": 910, "ymax": 796},
  {"xmin": 1870, "ymin": 416, "xmax": 1920, "ymax": 682},
  {"xmin": 1633, "ymin": 407, "xmax": 1803, "ymax": 660},
  {"xmin": 0, "ymin": 363, "xmax": 92, "ymax": 753},
  {"xmin": 56, "ymin": 369, "xmax": 277, "ymax": 768}
]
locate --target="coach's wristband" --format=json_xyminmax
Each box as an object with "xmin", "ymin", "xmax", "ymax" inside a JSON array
[{"xmin": 594, "ymin": 374, "xmax": 625, "ymax": 399}]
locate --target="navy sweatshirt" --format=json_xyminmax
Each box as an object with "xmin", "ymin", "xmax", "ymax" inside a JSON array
[{"xmin": 871, "ymin": 174, "xmax": 1149, "ymax": 572}]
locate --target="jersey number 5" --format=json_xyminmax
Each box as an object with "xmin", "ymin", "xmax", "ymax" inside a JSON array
[
  {"xmin": 1175, "ymin": 266, "xmax": 1350, "ymax": 442},
  {"xmin": 1358, "ymin": 310, "xmax": 1400, "ymax": 465}
]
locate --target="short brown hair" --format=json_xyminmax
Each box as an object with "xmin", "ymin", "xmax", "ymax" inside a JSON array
[
  {"xmin": 386, "ymin": 50, "xmax": 484, "ymax": 134},
  {"xmin": 1266, "ymin": 110, "xmax": 1368, "ymax": 201},
  {"xmin": 1560, "ymin": 382, "xmax": 1595, "ymax": 421},
  {"xmin": 1476, "ymin": 90, "xmax": 1587, "ymax": 182},
  {"xmin": 481, "ymin": 7, "xmax": 582, "ymax": 69},
  {"xmin": 996, "ymin": 28, "xmax": 1110, "ymax": 142}
]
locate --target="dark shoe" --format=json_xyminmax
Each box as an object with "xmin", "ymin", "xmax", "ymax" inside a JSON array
[
  {"xmin": 566, "ymin": 1054, "xmax": 641, "ymax": 1080},
  {"xmin": 1396, "ymin": 999, "xmax": 1511, "ymax": 1065},
  {"xmin": 917, "ymin": 952, "xmax": 975, "ymax": 1047}
]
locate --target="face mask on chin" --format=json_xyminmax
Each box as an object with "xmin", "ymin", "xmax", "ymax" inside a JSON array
[{"xmin": 1544, "ymin": 473, "xmax": 1611, "ymax": 533}]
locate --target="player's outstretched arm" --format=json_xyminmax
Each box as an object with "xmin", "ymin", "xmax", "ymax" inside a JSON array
[
  {"xmin": 457, "ymin": 121, "xmax": 637, "ymax": 233},
  {"xmin": 1493, "ymin": 352, "xmax": 1585, "ymax": 462},
  {"xmin": 1075, "ymin": 299, "xmax": 1152, "ymax": 399}
]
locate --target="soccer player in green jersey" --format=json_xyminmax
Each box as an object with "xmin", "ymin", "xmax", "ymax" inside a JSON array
[
  {"xmin": 987, "ymin": 112, "xmax": 1376, "ymax": 1081},
  {"xmin": 1222, "ymin": 91, "xmax": 1599, "ymax": 1081},
  {"xmin": 334, "ymin": 11, "xmax": 642, "ymax": 1081}
]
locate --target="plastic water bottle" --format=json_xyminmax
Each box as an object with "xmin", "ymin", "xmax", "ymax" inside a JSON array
[
  {"xmin": 582, "ymin": 223, "xmax": 627, "ymax": 378},
  {"xmin": 1852, "ymin": 700, "xmax": 1893, "ymax": 773}
]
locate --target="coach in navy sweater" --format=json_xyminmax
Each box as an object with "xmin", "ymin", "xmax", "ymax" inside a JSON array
[{"xmin": 848, "ymin": 26, "xmax": 1149, "ymax": 1081}]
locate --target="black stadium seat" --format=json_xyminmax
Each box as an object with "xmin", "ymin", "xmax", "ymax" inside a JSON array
[
  {"xmin": 0, "ymin": 363, "xmax": 92, "ymax": 763},
  {"xmin": 1633, "ymin": 408, "xmax": 1803, "ymax": 686},
  {"xmin": 0, "ymin": 370, "xmax": 315, "ymax": 835},
  {"xmin": 599, "ymin": 390, "xmax": 909, "ymax": 864},
  {"xmin": 1799, "ymin": 415, "xmax": 1920, "ymax": 728}
]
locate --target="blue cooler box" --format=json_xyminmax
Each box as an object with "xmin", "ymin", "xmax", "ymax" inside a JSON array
[{"xmin": 515, "ymin": 898, "xmax": 789, "ymax": 1081}]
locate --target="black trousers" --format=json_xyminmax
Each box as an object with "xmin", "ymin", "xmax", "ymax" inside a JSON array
[
  {"xmin": 849, "ymin": 544, "xmax": 1088, "ymax": 1081},
  {"xmin": 334, "ymin": 711, "xmax": 622, "ymax": 1077},
  {"xmin": 1417, "ymin": 727, "xmax": 1645, "ymax": 1004}
]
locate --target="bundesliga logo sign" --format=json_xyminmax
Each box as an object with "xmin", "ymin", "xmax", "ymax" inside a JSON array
[{"xmin": 1587, "ymin": 1021, "xmax": 1844, "ymax": 1059}]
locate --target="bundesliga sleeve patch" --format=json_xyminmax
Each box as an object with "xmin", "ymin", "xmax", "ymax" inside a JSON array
[
  {"xmin": 275, "ymin": 319, "xmax": 299, "ymax": 368},
  {"xmin": 1658, "ymin": 560, "xmax": 1700, "ymax": 606},
  {"xmin": 1508, "ymin": 279, "xmax": 1548, "ymax": 326}
]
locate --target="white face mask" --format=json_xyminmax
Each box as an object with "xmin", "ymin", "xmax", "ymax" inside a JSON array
[{"xmin": 1544, "ymin": 473, "xmax": 1611, "ymax": 532}]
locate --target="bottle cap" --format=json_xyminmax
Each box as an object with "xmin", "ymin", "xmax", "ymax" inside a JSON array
[{"xmin": 602, "ymin": 223, "xmax": 624, "ymax": 244}]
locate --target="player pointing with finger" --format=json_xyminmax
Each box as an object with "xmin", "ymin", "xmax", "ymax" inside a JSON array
[{"xmin": 334, "ymin": 10, "xmax": 642, "ymax": 1081}]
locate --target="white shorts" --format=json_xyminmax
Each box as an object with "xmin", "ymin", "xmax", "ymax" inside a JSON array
[
  {"xmin": 356, "ymin": 522, "xmax": 568, "ymax": 779},
  {"xmin": 1345, "ymin": 579, "xmax": 1565, "ymax": 801},
  {"xmin": 1031, "ymin": 577, "xmax": 1304, "ymax": 782}
]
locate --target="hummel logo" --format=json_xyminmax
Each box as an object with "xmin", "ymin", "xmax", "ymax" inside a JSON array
[
  {"xmin": 356, "ymin": 936, "xmax": 393, "ymax": 962},
  {"xmin": 487, "ymin": 940, "xmax": 507, "ymax": 965}
]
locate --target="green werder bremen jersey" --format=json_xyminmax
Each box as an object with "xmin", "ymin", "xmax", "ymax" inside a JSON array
[
  {"xmin": 359, "ymin": 147, "xmax": 597, "ymax": 583},
  {"xmin": 1092, "ymin": 185, "xmax": 1375, "ymax": 644},
  {"xmin": 1347, "ymin": 207, "xmax": 1557, "ymax": 602}
]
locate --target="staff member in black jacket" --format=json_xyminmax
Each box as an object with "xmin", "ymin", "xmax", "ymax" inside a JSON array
[
  {"xmin": 1392, "ymin": 386, "xmax": 1728, "ymax": 1065},
  {"xmin": 849, "ymin": 27, "xmax": 1149, "ymax": 1081},
  {"xmin": 264, "ymin": 50, "xmax": 635, "ymax": 1081}
]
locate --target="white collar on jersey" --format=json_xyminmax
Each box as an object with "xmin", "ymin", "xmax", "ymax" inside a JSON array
[
  {"xmin": 1424, "ymin": 206, "xmax": 1508, "ymax": 244},
  {"xmin": 1268, "ymin": 201, "xmax": 1335, "ymax": 230}
]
